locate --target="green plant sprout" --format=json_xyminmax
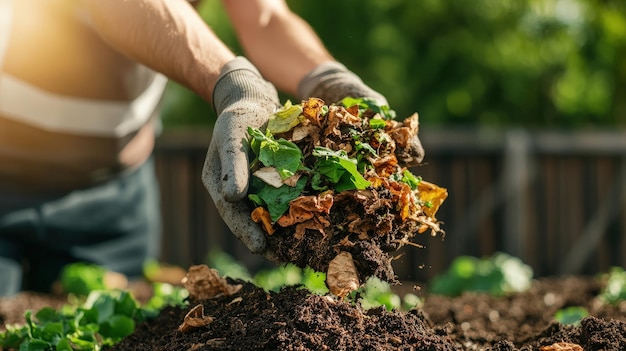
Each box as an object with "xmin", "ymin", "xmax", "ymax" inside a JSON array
[
  {"xmin": 599, "ymin": 266, "xmax": 626, "ymax": 305},
  {"xmin": 428, "ymin": 252, "xmax": 534, "ymax": 297},
  {"xmin": 0, "ymin": 263, "xmax": 188, "ymax": 351},
  {"xmin": 553, "ymin": 306, "xmax": 589, "ymax": 326},
  {"xmin": 60, "ymin": 262, "xmax": 109, "ymax": 296}
]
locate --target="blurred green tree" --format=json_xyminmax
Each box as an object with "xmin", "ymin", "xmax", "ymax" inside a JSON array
[{"xmin": 161, "ymin": 0, "xmax": 626, "ymax": 128}]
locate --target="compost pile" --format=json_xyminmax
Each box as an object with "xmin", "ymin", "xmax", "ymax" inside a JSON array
[
  {"xmin": 247, "ymin": 97, "xmax": 447, "ymax": 289},
  {"xmin": 105, "ymin": 265, "xmax": 458, "ymax": 351},
  {"xmin": 102, "ymin": 267, "xmax": 626, "ymax": 351},
  {"xmin": 4, "ymin": 267, "xmax": 626, "ymax": 350}
]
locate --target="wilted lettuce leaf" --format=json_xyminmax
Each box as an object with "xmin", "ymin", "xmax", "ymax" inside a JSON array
[
  {"xmin": 313, "ymin": 147, "xmax": 370, "ymax": 191},
  {"xmin": 248, "ymin": 127, "xmax": 303, "ymax": 179},
  {"xmin": 267, "ymin": 100, "xmax": 304, "ymax": 134}
]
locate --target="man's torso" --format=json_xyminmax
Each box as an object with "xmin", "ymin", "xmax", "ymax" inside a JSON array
[{"xmin": 0, "ymin": 0, "xmax": 165, "ymax": 192}]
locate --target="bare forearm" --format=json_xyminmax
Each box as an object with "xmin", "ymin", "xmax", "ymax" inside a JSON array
[
  {"xmin": 223, "ymin": 0, "xmax": 334, "ymax": 96},
  {"xmin": 81, "ymin": 0, "xmax": 235, "ymax": 102}
]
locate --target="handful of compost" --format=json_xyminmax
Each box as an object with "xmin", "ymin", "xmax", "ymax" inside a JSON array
[{"xmin": 247, "ymin": 97, "xmax": 447, "ymax": 297}]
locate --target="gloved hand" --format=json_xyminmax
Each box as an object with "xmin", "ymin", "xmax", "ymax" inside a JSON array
[
  {"xmin": 202, "ymin": 57, "xmax": 280, "ymax": 259},
  {"xmin": 297, "ymin": 61, "xmax": 424, "ymax": 164}
]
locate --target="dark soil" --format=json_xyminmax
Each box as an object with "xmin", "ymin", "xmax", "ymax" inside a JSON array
[{"xmin": 3, "ymin": 275, "xmax": 626, "ymax": 350}]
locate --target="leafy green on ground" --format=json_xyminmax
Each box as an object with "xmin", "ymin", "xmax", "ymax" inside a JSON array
[
  {"xmin": 0, "ymin": 263, "xmax": 188, "ymax": 351},
  {"xmin": 599, "ymin": 266, "xmax": 626, "ymax": 305},
  {"xmin": 0, "ymin": 289, "xmax": 179, "ymax": 350},
  {"xmin": 60, "ymin": 263, "xmax": 109, "ymax": 296},
  {"xmin": 553, "ymin": 306, "xmax": 589, "ymax": 326},
  {"xmin": 428, "ymin": 252, "xmax": 534, "ymax": 297}
]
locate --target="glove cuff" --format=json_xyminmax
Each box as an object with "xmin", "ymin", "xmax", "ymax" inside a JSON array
[{"xmin": 212, "ymin": 56, "xmax": 276, "ymax": 115}]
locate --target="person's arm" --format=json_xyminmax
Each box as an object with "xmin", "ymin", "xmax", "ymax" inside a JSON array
[
  {"xmin": 222, "ymin": 0, "xmax": 393, "ymax": 110},
  {"xmin": 221, "ymin": 0, "xmax": 334, "ymax": 96},
  {"xmin": 80, "ymin": 0, "xmax": 235, "ymax": 103},
  {"xmin": 81, "ymin": 0, "xmax": 281, "ymax": 257}
]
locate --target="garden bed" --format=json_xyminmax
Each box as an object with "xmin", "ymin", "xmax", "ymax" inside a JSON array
[{"xmin": 2, "ymin": 274, "xmax": 625, "ymax": 350}]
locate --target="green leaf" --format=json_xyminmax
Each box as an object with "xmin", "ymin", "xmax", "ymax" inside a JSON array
[
  {"xmin": 599, "ymin": 266, "xmax": 626, "ymax": 304},
  {"xmin": 39, "ymin": 322, "xmax": 64, "ymax": 342},
  {"xmin": 66, "ymin": 335, "xmax": 98, "ymax": 351},
  {"xmin": 249, "ymin": 176, "xmax": 308, "ymax": 222},
  {"xmin": 1, "ymin": 265, "xmax": 185, "ymax": 351},
  {"xmin": 313, "ymin": 147, "xmax": 370, "ymax": 190},
  {"xmin": 314, "ymin": 157, "xmax": 346, "ymax": 184},
  {"xmin": 554, "ymin": 306, "xmax": 588, "ymax": 326},
  {"xmin": 253, "ymin": 264, "xmax": 303, "ymax": 292},
  {"xmin": 429, "ymin": 252, "xmax": 533, "ymax": 297},
  {"xmin": 114, "ymin": 291, "xmax": 138, "ymax": 318},
  {"xmin": 55, "ymin": 338, "xmax": 73, "ymax": 351},
  {"xmin": 334, "ymin": 171, "xmax": 364, "ymax": 192},
  {"xmin": 76, "ymin": 307, "xmax": 98, "ymax": 326},
  {"xmin": 60, "ymin": 263, "xmax": 107, "ymax": 296},
  {"xmin": 85, "ymin": 292, "xmax": 116, "ymax": 324},
  {"xmin": 207, "ymin": 250, "xmax": 253, "ymax": 282},
  {"xmin": 368, "ymin": 118, "xmax": 387, "ymax": 129},
  {"xmin": 401, "ymin": 170, "xmax": 421, "ymax": 190},
  {"xmin": 402, "ymin": 293, "xmax": 422, "ymax": 311},
  {"xmin": 99, "ymin": 315, "xmax": 135, "ymax": 340},
  {"xmin": 19, "ymin": 338, "xmax": 51, "ymax": 351},
  {"xmin": 248, "ymin": 127, "xmax": 303, "ymax": 179},
  {"xmin": 34, "ymin": 307, "xmax": 61, "ymax": 324},
  {"xmin": 0, "ymin": 325, "xmax": 28, "ymax": 349},
  {"xmin": 267, "ymin": 100, "xmax": 304, "ymax": 134},
  {"xmin": 301, "ymin": 267, "xmax": 329, "ymax": 295},
  {"xmin": 247, "ymin": 193, "xmax": 264, "ymax": 207},
  {"xmin": 310, "ymin": 172, "xmax": 328, "ymax": 192}
]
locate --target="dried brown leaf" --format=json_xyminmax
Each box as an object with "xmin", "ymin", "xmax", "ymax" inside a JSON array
[
  {"xmin": 251, "ymin": 207, "xmax": 275, "ymax": 235},
  {"xmin": 178, "ymin": 304, "xmax": 214, "ymax": 332},
  {"xmin": 388, "ymin": 113, "xmax": 419, "ymax": 148},
  {"xmin": 181, "ymin": 265, "xmax": 242, "ymax": 301},
  {"xmin": 293, "ymin": 216, "xmax": 330, "ymax": 239},
  {"xmin": 372, "ymin": 154, "xmax": 399, "ymax": 178},
  {"xmin": 301, "ymin": 97, "xmax": 326, "ymax": 126},
  {"xmin": 324, "ymin": 105, "xmax": 361, "ymax": 138},
  {"xmin": 326, "ymin": 251, "xmax": 360, "ymax": 298},
  {"xmin": 277, "ymin": 191, "xmax": 333, "ymax": 228}
]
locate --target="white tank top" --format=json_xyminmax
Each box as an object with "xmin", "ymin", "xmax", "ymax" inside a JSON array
[{"xmin": 0, "ymin": 0, "xmax": 168, "ymax": 138}]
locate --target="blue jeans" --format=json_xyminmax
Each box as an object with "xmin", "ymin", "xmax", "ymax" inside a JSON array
[{"xmin": 0, "ymin": 157, "xmax": 161, "ymax": 296}]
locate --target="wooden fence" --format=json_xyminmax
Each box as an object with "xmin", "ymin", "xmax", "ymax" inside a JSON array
[{"xmin": 154, "ymin": 128, "xmax": 626, "ymax": 283}]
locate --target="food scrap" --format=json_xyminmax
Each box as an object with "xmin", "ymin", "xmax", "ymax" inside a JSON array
[{"xmin": 247, "ymin": 97, "xmax": 448, "ymax": 291}]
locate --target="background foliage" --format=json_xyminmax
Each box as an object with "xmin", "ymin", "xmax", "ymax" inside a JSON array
[{"xmin": 161, "ymin": 0, "xmax": 626, "ymax": 128}]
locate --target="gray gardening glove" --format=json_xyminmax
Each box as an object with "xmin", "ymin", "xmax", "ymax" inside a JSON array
[
  {"xmin": 202, "ymin": 57, "xmax": 280, "ymax": 259},
  {"xmin": 297, "ymin": 61, "xmax": 424, "ymax": 164}
]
